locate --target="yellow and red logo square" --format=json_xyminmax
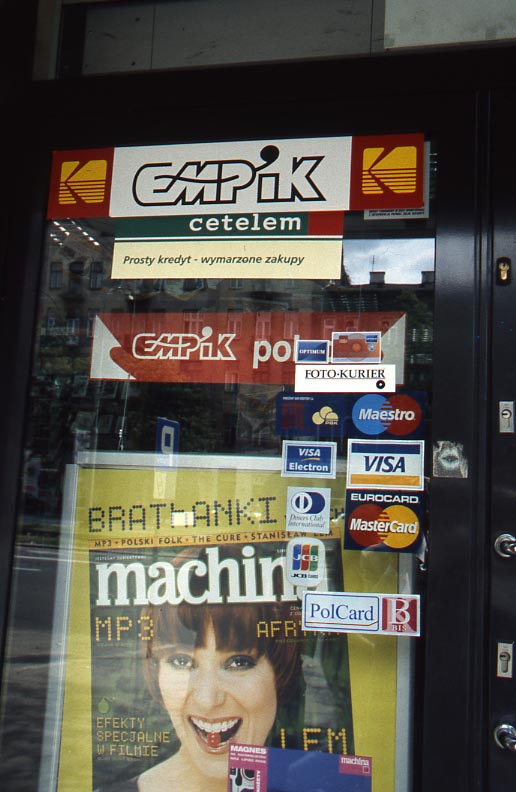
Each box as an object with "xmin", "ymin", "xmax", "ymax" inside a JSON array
[
  {"xmin": 350, "ymin": 134, "xmax": 424, "ymax": 211},
  {"xmin": 47, "ymin": 148, "xmax": 114, "ymax": 219}
]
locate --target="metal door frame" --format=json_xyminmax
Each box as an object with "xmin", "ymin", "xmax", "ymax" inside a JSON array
[{"xmin": 3, "ymin": 48, "xmax": 515, "ymax": 791}]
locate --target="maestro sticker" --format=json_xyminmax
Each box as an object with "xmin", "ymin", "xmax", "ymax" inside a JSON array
[
  {"xmin": 344, "ymin": 490, "xmax": 424, "ymax": 553},
  {"xmin": 351, "ymin": 393, "xmax": 424, "ymax": 437}
]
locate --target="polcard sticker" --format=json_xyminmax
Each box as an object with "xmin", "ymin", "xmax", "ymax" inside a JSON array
[{"xmin": 302, "ymin": 591, "xmax": 420, "ymax": 636}]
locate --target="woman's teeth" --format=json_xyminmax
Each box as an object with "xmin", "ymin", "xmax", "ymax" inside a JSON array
[{"xmin": 190, "ymin": 717, "xmax": 241, "ymax": 748}]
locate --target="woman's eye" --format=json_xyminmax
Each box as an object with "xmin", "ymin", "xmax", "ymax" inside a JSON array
[
  {"xmin": 166, "ymin": 653, "xmax": 194, "ymax": 669},
  {"xmin": 225, "ymin": 654, "xmax": 257, "ymax": 670}
]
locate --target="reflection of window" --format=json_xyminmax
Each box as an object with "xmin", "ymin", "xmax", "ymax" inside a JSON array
[
  {"xmin": 229, "ymin": 279, "xmax": 243, "ymax": 289},
  {"xmin": 255, "ymin": 313, "xmax": 271, "ymax": 338},
  {"xmin": 283, "ymin": 315, "xmax": 299, "ymax": 338},
  {"xmin": 323, "ymin": 318, "xmax": 338, "ymax": 335},
  {"xmin": 227, "ymin": 315, "xmax": 242, "ymax": 336},
  {"xmin": 183, "ymin": 312, "xmax": 204, "ymax": 334},
  {"xmin": 49, "ymin": 261, "xmax": 63, "ymax": 289},
  {"xmin": 66, "ymin": 316, "xmax": 80, "ymax": 345},
  {"xmin": 89, "ymin": 261, "xmax": 104, "ymax": 290},
  {"xmin": 87, "ymin": 309, "xmax": 96, "ymax": 338},
  {"xmin": 225, "ymin": 372, "xmax": 239, "ymax": 391},
  {"xmin": 47, "ymin": 309, "xmax": 58, "ymax": 331}
]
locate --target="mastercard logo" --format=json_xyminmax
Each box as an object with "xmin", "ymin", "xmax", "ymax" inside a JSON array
[{"xmin": 347, "ymin": 503, "xmax": 420, "ymax": 550}]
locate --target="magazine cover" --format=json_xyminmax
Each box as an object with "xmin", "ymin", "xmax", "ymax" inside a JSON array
[{"xmin": 51, "ymin": 458, "xmax": 401, "ymax": 792}]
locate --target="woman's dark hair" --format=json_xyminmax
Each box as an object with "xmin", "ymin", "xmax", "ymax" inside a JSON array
[{"xmin": 141, "ymin": 546, "xmax": 303, "ymax": 706}]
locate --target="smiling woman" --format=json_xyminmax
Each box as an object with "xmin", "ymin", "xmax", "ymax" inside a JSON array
[{"xmin": 134, "ymin": 599, "xmax": 301, "ymax": 792}]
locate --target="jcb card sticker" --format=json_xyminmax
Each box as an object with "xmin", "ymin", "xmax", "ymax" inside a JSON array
[
  {"xmin": 286, "ymin": 487, "xmax": 332, "ymax": 534},
  {"xmin": 295, "ymin": 364, "xmax": 396, "ymax": 394},
  {"xmin": 346, "ymin": 439, "xmax": 425, "ymax": 490},
  {"xmin": 302, "ymin": 591, "xmax": 421, "ymax": 636},
  {"xmin": 286, "ymin": 537, "xmax": 326, "ymax": 585},
  {"xmin": 282, "ymin": 441, "xmax": 337, "ymax": 478},
  {"xmin": 228, "ymin": 744, "xmax": 372, "ymax": 792},
  {"xmin": 344, "ymin": 490, "xmax": 424, "ymax": 553},
  {"xmin": 350, "ymin": 392, "xmax": 425, "ymax": 438},
  {"xmin": 331, "ymin": 332, "xmax": 381, "ymax": 363}
]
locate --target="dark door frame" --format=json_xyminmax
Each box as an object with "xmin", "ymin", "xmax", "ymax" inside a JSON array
[{"xmin": 3, "ymin": 46, "xmax": 516, "ymax": 791}]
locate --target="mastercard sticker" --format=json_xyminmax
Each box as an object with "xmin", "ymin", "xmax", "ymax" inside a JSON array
[{"xmin": 344, "ymin": 489, "xmax": 425, "ymax": 553}]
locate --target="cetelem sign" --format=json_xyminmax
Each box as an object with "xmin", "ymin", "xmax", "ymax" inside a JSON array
[
  {"xmin": 346, "ymin": 439, "xmax": 425, "ymax": 490},
  {"xmin": 111, "ymin": 211, "xmax": 345, "ymax": 280},
  {"xmin": 302, "ymin": 591, "xmax": 420, "ymax": 636},
  {"xmin": 46, "ymin": 134, "xmax": 425, "ymax": 220}
]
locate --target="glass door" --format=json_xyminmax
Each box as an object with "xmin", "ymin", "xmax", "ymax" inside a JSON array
[{"xmin": 0, "ymin": 81, "xmax": 484, "ymax": 792}]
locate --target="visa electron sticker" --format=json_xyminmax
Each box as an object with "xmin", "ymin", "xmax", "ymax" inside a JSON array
[
  {"xmin": 282, "ymin": 441, "xmax": 337, "ymax": 478},
  {"xmin": 302, "ymin": 591, "xmax": 420, "ymax": 636},
  {"xmin": 286, "ymin": 537, "xmax": 326, "ymax": 585},
  {"xmin": 286, "ymin": 487, "xmax": 332, "ymax": 534},
  {"xmin": 346, "ymin": 439, "xmax": 425, "ymax": 490},
  {"xmin": 344, "ymin": 490, "xmax": 424, "ymax": 553},
  {"xmin": 351, "ymin": 393, "xmax": 424, "ymax": 437}
]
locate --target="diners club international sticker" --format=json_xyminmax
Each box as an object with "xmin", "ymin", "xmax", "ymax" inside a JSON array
[{"xmin": 344, "ymin": 490, "xmax": 425, "ymax": 553}]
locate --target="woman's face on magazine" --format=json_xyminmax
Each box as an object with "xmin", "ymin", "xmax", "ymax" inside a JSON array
[{"xmin": 158, "ymin": 622, "xmax": 277, "ymax": 779}]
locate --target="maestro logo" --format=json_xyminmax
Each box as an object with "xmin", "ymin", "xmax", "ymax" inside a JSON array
[
  {"xmin": 346, "ymin": 502, "xmax": 420, "ymax": 551},
  {"xmin": 286, "ymin": 537, "xmax": 326, "ymax": 585},
  {"xmin": 352, "ymin": 393, "xmax": 422, "ymax": 437}
]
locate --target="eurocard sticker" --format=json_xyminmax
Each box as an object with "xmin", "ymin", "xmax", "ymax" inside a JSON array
[
  {"xmin": 302, "ymin": 591, "xmax": 421, "ymax": 636},
  {"xmin": 286, "ymin": 537, "xmax": 326, "ymax": 586},
  {"xmin": 286, "ymin": 487, "xmax": 332, "ymax": 534},
  {"xmin": 346, "ymin": 439, "xmax": 425, "ymax": 490},
  {"xmin": 281, "ymin": 441, "xmax": 337, "ymax": 478},
  {"xmin": 344, "ymin": 490, "xmax": 425, "ymax": 553}
]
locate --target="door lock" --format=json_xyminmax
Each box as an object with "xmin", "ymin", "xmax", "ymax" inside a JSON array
[
  {"xmin": 494, "ymin": 723, "xmax": 516, "ymax": 752},
  {"xmin": 494, "ymin": 533, "xmax": 516, "ymax": 558},
  {"xmin": 497, "ymin": 257, "xmax": 512, "ymax": 285}
]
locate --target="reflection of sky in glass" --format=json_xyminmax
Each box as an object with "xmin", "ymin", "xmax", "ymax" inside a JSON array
[{"xmin": 343, "ymin": 238, "xmax": 435, "ymax": 285}]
